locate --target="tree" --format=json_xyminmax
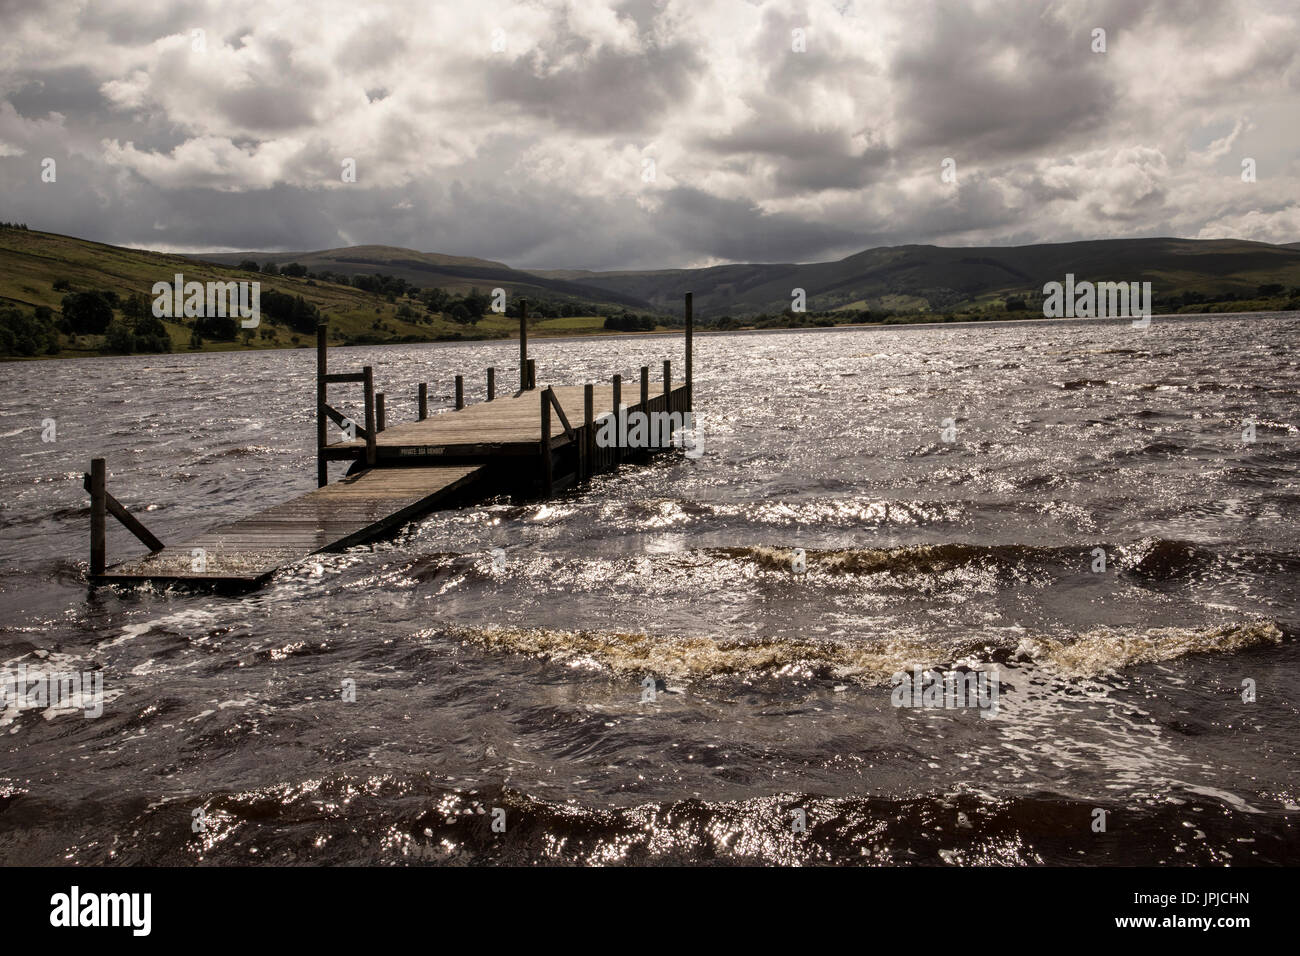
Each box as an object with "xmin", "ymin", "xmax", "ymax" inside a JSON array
[
  {"xmin": 131, "ymin": 314, "xmax": 172, "ymax": 353},
  {"xmin": 195, "ymin": 315, "xmax": 238, "ymax": 340},
  {"xmin": 103, "ymin": 319, "xmax": 136, "ymax": 354},
  {"xmin": 238, "ymin": 259, "xmax": 260, "ymax": 272},
  {"xmin": 0, "ymin": 307, "xmax": 59, "ymax": 356},
  {"xmin": 121, "ymin": 292, "xmax": 150, "ymax": 322},
  {"xmin": 61, "ymin": 291, "xmax": 114, "ymax": 335}
]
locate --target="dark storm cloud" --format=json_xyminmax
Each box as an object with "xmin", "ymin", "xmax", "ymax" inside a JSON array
[
  {"xmin": 890, "ymin": 5, "xmax": 1115, "ymax": 157},
  {"xmin": 700, "ymin": 123, "xmax": 891, "ymax": 193},
  {"xmin": 8, "ymin": 67, "xmax": 110, "ymax": 117},
  {"xmin": 482, "ymin": 39, "xmax": 703, "ymax": 134},
  {"xmin": 655, "ymin": 186, "xmax": 867, "ymax": 262},
  {"xmin": 72, "ymin": 0, "xmax": 210, "ymax": 45}
]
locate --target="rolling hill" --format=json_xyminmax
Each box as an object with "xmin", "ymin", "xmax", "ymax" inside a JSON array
[
  {"xmin": 4, "ymin": 226, "xmax": 1299, "ymax": 361},
  {"xmin": 192, "ymin": 245, "xmax": 654, "ymax": 312},
  {"xmin": 537, "ymin": 237, "xmax": 1300, "ymax": 317},
  {"xmin": 0, "ymin": 228, "xmax": 652, "ymax": 359}
]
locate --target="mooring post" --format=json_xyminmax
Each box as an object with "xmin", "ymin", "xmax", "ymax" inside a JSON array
[
  {"xmin": 316, "ymin": 323, "xmax": 328, "ymax": 487},
  {"xmin": 487, "ymin": 367, "xmax": 495, "ymax": 401},
  {"xmin": 526, "ymin": 359, "xmax": 536, "ymax": 390},
  {"xmin": 376, "ymin": 392, "xmax": 386, "ymax": 432},
  {"xmin": 455, "ymin": 375, "xmax": 464, "ymax": 410},
  {"xmin": 90, "ymin": 457, "xmax": 106, "ymax": 576},
  {"xmin": 640, "ymin": 365, "xmax": 649, "ymax": 411},
  {"xmin": 583, "ymin": 382, "xmax": 594, "ymax": 480},
  {"xmin": 363, "ymin": 366, "xmax": 377, "ymax": 467},
  {"xmin": 684, "ymin": 291, "xmax": 693, "ymax": 413},
  {"xmin": 612, "ymin": 373, "xmax": 622, "ymax": 465},
  {"xmin": 663, "ymin": 359, "xmax": 672, "ymax": 412},
  {"xmin": 519, "ymin": 300, "xmax": 528, "ymax": 391},
  {"xmin": 540, "ymin": 387, "xmax": 552, "ymax": 495},
  {"xmin": 418, "ymin": 382, "xmax": 428, "ymax": 420}
]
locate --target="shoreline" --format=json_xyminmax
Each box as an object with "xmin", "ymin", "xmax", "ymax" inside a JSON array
[{"xmin": 4, "ymin": 308, "xmax": 1295, "ymax": 364}]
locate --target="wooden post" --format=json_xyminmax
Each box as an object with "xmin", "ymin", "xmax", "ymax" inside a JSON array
[
  {"xmin": 90, "ymin": 457, "xmax": 106, "ymax": 576},
  {"xmin": 663, "ymin": 359, "xmax": 672, "ymax": 412},
  {"xmin": 487, "ymin": 367, "xmax": 495, "ymax": 401},
  {"xmin": 375, "ymin": 392, "xmax": 386, "ymax": 432},
  {"xmin": 684, "ymin": 291, "xmax": 693, "ymax": 412},
  {"xmin": 418, "ymin": 382, "xmax": 428, "ymax": 420},
  {"xmin": 612, "ymin": 374, "xmax": 622, "ymax": 465},
  {"xmin": 455, "ymin": 375, "xmax": 464, "ymax": 410},
  {"xmin": 316, "ymin": 323, "xmax": 328, "ymax": 487},
  {"xmin": 540, "ymin": 387, "xmax": 552, "ymax": 495},
  {"xmin": 640, "ymin": 365, "xmax": 649, "ymax": 410},
  {"xmin": 519, "ymin": 300, "xmax": 528, "ymax": 391},
  {"xmin": 583, "ymin": 383, "xmax": 594, "ymax": 481},
  {"xmin": 363, "ymin": 366, "xmax": 376, "ymax": 467},
  {"xmin": 526, "ymin": 359, "xmax": 536, "ymax": 390}
]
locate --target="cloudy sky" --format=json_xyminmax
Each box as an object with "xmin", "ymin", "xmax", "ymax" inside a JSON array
[{"xmin": 1, "ymin": 0, "xmax": 1297, "ymax": 269}]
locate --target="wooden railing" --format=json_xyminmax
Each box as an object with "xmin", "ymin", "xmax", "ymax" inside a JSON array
[
  {"xmin": 84, "ymin": 458, "xmax": 164, "ymax": 575},
  {"xmin": 316, "ymin": 323, "xmax": 376, "ymax": 484}
]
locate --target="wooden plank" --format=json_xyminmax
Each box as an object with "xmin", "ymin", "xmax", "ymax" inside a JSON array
[
  {"xmin": 322, "ymin": 402, "xmax": 368, "ymax": 440},
  {"xmin": 583, "ymin": 383, "xmax": 593, "ymax": 482},
  {"xmin": 90, "ymin": 458, "xmax": 105, "ymax": 575},
  {"xmin": 363, "ymin": 366, "xmax": 376, "ymax": 466},
  {"xmin": 612, "ymin": 375, "xmax": 622, "ymax": 465},
  {"xmin": 547, "ymin": 387, "xmax": 574, "ymax": 439},
  {"xmin": 684, "ymin": 291, "xmax": 693, "ymax": 412},
  {"xmin": 540, "ymin": 390, "xmax": 552, "ymax": 495},
  {"xmin": 324, "ymin": 372, "xmax": 366, "ymax": 384},
  {"xmin": 316, "ymin": 324, "xmax": 328, "ymax": 487},
  {"xmin": 100, "ymin": 465, "xmax": 484, "ymax": 585},
  {"xmin": 82, "ymin": 474, "xmax": 164, "ymax": 552},
  {"xmin": 519, "ymin": 301, "xmax": 528, "ymax": 390}
]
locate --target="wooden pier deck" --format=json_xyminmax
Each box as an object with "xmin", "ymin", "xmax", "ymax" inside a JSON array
[
  {"xmin": 86, "ymin": 294, "xmax": 697, "ymax": 590},
  {"xmin": 332, "ymin": 381, "xmax": 674, "ymax": 460},
  {"xmin": 98, "ymin": 465, "xmax": 484, "ymax": 587}
]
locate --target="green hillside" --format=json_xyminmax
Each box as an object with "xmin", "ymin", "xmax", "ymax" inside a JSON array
[{"xmin": 0, "ymin": 227, "xmax": 650, "ymax": 359}]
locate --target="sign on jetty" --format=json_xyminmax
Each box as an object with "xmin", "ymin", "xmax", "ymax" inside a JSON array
[{"xmin": 85, "ymin": 295, "xmax": 696, "ymax": 590}]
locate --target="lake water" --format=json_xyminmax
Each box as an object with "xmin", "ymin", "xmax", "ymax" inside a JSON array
[{"xmin": 1, "ymin": 313, "xmax": 1297, "ymax": 864}]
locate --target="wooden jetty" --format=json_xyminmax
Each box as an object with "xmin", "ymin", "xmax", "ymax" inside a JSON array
[{"xmin": 86, "ymin": 295, "xmax": 696, "ymax": 589}]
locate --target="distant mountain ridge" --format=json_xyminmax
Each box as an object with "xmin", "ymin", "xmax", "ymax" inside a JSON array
[
  {"xmin": 198, "ymin": 236, "xmax": 1300, "ymax": 318},
  {"xmin": 531, "ymin": 237, "xmax": 1300, "ymax": 316},
  {"xmin": 192, "ymin": 244, "xmax": 655, "ymax": 311}
]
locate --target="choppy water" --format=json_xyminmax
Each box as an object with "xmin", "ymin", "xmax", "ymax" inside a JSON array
[{"xmin": 1, "ymin": 313, "xmax": 1297, "ymax": 865}]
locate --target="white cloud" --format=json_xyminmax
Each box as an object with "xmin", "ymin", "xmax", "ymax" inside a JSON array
[{"xmin": 0, "ymin": 0, "xmax": 1296, "ymax": 266}]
